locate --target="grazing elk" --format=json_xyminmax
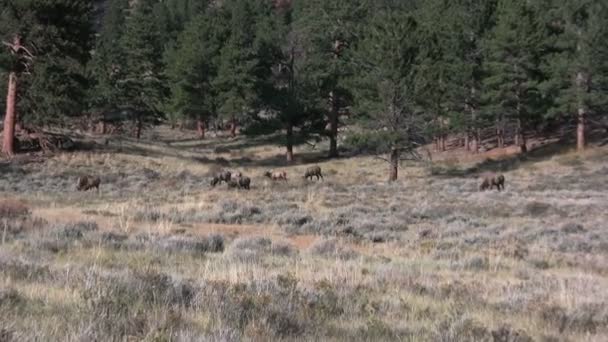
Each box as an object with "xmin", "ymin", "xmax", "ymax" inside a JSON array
[
  {"xmin": 304, "ymin": 165, "xmax": 323, "ymax": 181},
  {"xmin": 479, "ymin": 173, "xmax": 505, "ymax": 191},
  {"xmin": 211, "ymin": 170, "xmax": 232, "ymax": 187},
  {"xmin": 238, "ymin": 176, "xmax": 251, "ymax": 190},
  {"xmin": 227, "ymin": 175, "xmax": 251, "ymax": 190},
  {"xmin": 77, "ymin": 175, "xmax": 101, "ymax": 192},
  {"xmin": 264, "ymin": 170, "xmax": 287, "ymax": 181}
]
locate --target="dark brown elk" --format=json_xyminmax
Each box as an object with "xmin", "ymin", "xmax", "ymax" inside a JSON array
[
  {"xmin": 238, "ymin": 176, "xmax": 251, "ymax": 190},
  {"xmin": 77, "ymin": 175, "xmax": 101, "ymax": 192},
  {"xmin": 211, "ymin": 171, "xmax": 231, "ymax": 187},
  {"xmin": 264, "ymin": 170, "xmax": 287, "ymax": 181},
  {"xmin": 304, "ymin": 166, "xmax": 323, "ymax": 181},
  {"xmin": 479, "ymin": 174, "xmax": 505, "ymax": 191},
  {"xmin": 226, "ymin": 176, "xmax": 250, "ymax": 190}
]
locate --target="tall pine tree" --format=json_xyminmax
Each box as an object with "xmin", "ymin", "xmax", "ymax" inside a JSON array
[
  {"xmin": 482, "ymin": 0, "xmax": 545, "ymax": 153},
  {"xmin": 214, "ymin": 0, "xmax": 262, "ymax": 138},
  {"xmin": 119, "ymin": 0, "xmax": 166, "ymax": 139},
  {"xmin": 165, "ymin": 7, "xmax": 228, "ymax": 137},
  {"xmin": 0, "ymin": 0, "xmax": 94, "ymax": 155},
  {"xmin": 89, "ymin": 0, "xmax": 128, "ymax": 127},
  {"xmin": 293, "ymin": 0, "xmax": 368, "ymax": 158},
  {"xmin": 541, "ymin": 0, "xmax": 608, "ymax": 151},
  {"xmin": 352, "ymin": 2, "xmax": 427, "ymax": 181}
]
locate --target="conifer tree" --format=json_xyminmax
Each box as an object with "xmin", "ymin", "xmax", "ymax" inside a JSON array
[
  {"xmin": 293, "ymin": 0, "xmax": 368, "ymax": 158},
  {"xmin": 165, "ymin": 7, "xmax": 228, "ymax": 138},
  {"xmin": 214, "ymin": 0, "xmax": 261, "ymax": 138},
  {"xmin": 352, "ymin": 2, "xmax": 427, "ymax": 181},
  {"xmin": 541, "ymin": 0, "xmax": 608, "ymax": 151},
  {"xmin": 0, "ymin": 0, "xmax": 94, "ymax": 155},
  {"xmin": 119, "ymin": 0, "xmax": 166, "ymax": 139},
  {"xmin": 482, "ymin": 0, "xmax": 545, "ymax": 153},
  {"xmin": 260, "ymin": 3, "xmax": 325, "ymax": 163},
  {"xmin": 89, "ymin": 0, "xmax": 129, "ymax": 122}
]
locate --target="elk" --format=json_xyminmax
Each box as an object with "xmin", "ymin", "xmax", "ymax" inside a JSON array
[
  {"xmin": 77, "ymin": 175, "xmax": 101, "ymax": 192},
  {"xmin": 304, "ymin": 166, "xmax": 323, "ymax": 181},
  {"xmin": 479, "ymin": 174, "xmax": 505, "ymax": 191},
  {"xmin": 264, "ymin": 170, "xmax": 287, "ymax": 181}
]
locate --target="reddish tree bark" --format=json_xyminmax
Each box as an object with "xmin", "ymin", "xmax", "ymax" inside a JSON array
[
  {"xmin": 2, "ymin": 71, "xmax": 17, "ymax": 156},
  {"xmin": 576, "ymin": 71, "xmax": 588, "ymax": 152},
  {"xmin": 389, "ymin": 148, "xmax": 399, "ymax": 182},
  {"xmin": 286, "ymin": 124, "xmax": 294, "ymax": 163},
  {"xmin": 135, "ymin": 117, "xmax": 143, "ymax": 140},
  {"xmin": 328, "ymin": 91, "xmax": 339, "ymax": 158},
  {"xmin": 230, "ymin": 117, "xmax": 237, "ymax": 138},
  {"xmin": 197, "ymin": 119, "xmax": 206, "ymax": 139},
  {"xmin": 577, "ymin": 107, "xmax": 586, "ymax": 152}
]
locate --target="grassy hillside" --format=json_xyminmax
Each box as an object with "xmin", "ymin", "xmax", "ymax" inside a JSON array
[{"xmin": 1, "ymin": 127, "xmax": 607, "ymax": 341}]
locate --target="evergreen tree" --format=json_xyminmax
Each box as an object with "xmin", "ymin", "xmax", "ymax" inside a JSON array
[
  {"xmin": 352, "ymin": 2, "xmax": 428, "ymax": 181},
  {"xmin": 119, "ymin": 0, "xmax": 166, "ymax": 139},
  {"xmin": 414, "ymin": 0, "xmax": 454, "ymax": 152},
  {"xmin": 293, "ymin": 0, "xmax": 368, "ymax": 158},
  {"xmin": 89, "ymin": 0, "xmax": 129, "ymax": 121},
  {"xmin": 165, "ymin": 7, "xmax": 228, "ymax": 137},
  {"xmin": 214, "ymin": 0, "xmax": 262, "ymax": 137},
  {"xmin": 258, "ymin": 3, "xmax": 325, "ymax": 162},
  {"xmin": 482, "ymin": 0, "xmax": 545, "ymax": 153},
  {"xmin": 0, "ymin": 0, "xmax": 94, "ymax": 155},
  {"xmin": 541, "ymin": 0, "xmax": 608, "ymax": 151}
]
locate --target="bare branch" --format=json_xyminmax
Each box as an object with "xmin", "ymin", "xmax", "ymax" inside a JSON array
[
  {"xmin": 304, "ymin": 140, "xmax": 317, "ymax": 150},
  {"xmin": 374, "ymin": 155, "xmax": 391, "ymax": 164}
]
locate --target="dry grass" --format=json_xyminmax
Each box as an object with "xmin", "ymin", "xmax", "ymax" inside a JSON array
[{"xmin": 0, "ymin": 127, "xmax": 607, "ymax": 341}]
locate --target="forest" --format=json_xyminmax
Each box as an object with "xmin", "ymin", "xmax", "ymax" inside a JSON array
[
  {"xmin": 1, "ymin": 0, "xmax": 608, "ymax": 175},
  {"xmin": 3, "ymin": 1, "xmax": 608, "ymax": 341}
]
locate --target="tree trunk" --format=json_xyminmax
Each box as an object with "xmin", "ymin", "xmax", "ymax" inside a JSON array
[
  {"xmin": 496, "ymin": 119, "xmax": 504, "ymax": 149},
  {"xmin": 230, "ymin": 117, "xmax": 237, "ymax": 138},
  {"xmin": 197, "ymin": 119, "xmax": 206, "ymax": 139},
  {"xmin": 441, "ymin": 134, "xmax": 447, "ymax": 152},
  {"xmin": 2, "ymin": 71, "xmax": 18, "ymax": 157},
  {"xmin": 577, "ymin": 107, "xmax": 586, "ymax": 151},
  {"xmin": 520, "ymin": 133, "xmax": 528, "ymax": 153},
  {"xmin": 389, "ymin": 148, "xmax": 399, "ymax": 182},
  {"xmin": 328, "ymin": 91, "xmax": 339, "ymax": 158},
  {"xmin": 135, "ymin": 117, "xmax": 143, "ymax": 140},
  {"xmin": 576, "ymin": 70, "xmax": 587, "ymax": 152},
  {"xmin": 286, "ymin": 124, "xmax": 294, "ymax": 163},
  {"xmin": 465, "ymin": 132, "xmax": 470, "ymax": 151}
]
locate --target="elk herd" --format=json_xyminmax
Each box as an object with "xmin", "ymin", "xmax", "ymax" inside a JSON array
[{"xmin": 76, "ymin": 166, "xmax": 506, "ymax": 192}]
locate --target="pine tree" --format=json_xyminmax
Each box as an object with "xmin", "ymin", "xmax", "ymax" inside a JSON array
[
  {"xmin": 259, "ymin": 3, "xmax": 325, "ymax": 163},
  {"xmin": 540, "ymin": 0, "xmax": 608, "ymax": 151},
  {"xmin": 414, "ymin": 0, "xmax": 454, "ymax": 153},
  {"xmin": 214, "ymin": 0, "xmax": 262, "ymax": 138},
  {"xmin": 293, "ymin": 0, "xmax": 368, "ymax": 158},
  {"xmin": 165, "ymin": 7, "xmax": 228, "ymax": 138},
  {"xmin": 482, "ymin": 0, "xmax": 545, "ymax": 153},
  {"xmin": 119, "ymin": 0, "xmax": 166, "ymax": 139},
  {"xmin": 89, "ymin": 0, "xmax": 129, "ymax": 125},
  {"xmin": 352, "ymin": 2, "xmax": 427, "ymax": 181},
  {"xmin": 0, "ymin": 0, "xmax": 94, "ymax": 156}
]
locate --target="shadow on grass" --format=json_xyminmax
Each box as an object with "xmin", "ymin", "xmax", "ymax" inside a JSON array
[{"xmin": 430, "ymin": 138, "xmax": 578, "ymax": 178}]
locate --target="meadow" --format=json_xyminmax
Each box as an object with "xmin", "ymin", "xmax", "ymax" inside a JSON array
[{"xmin": 1, "ymin": 127, "xmax": 607, "ymax": 341}]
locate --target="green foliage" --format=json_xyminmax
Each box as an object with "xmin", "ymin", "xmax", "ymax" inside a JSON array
[
  {"xmin": 119, "ymin": 0, "xmax": 167, "ymax": 127},
  {"xmin": 352, "ymin": 2, "xmax": 427, "ymax": 154},
  {"xmin": 0, "ymin": 0, "xmax": 94, "ymax": 125},
  {"xmin": 165, "ymin": 7, "xmax": 228, "ymax": 126},
  {"xmin": 214, "ymin": 0, "xmax": 263, "ymax": 121},
  {"xmin": 540, "ymin": 1, "xmax": 608, "ymax": 121},
  {"xmin": 482, "ymin": 0, "xmax": 546, "ymax": 135},
  {"xmin": 88, "ymin": 0, "xmax": 128, "ymax": 113}
]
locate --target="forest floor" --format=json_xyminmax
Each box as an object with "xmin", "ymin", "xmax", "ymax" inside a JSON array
[{"xmin": 0, "ymin": 126, "xmax": 607, "ymax": 341}]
